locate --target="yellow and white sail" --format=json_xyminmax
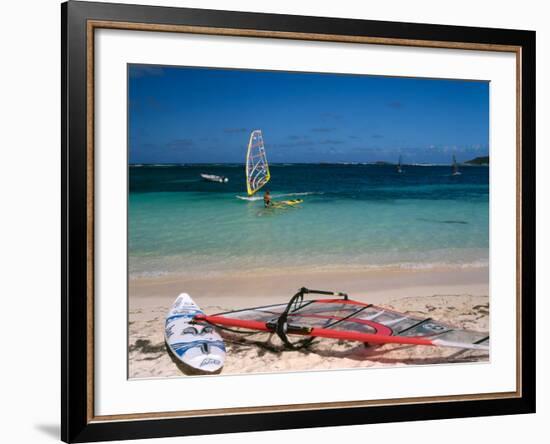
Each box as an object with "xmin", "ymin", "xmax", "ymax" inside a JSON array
[{"xmin": 245, "ymin": 130, "xmax": 270, "ymax": 196}]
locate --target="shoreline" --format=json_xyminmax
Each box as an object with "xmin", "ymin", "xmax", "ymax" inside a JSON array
[
  {"xmin": 128, "ymin": 257, "xmax": 489, "ymax": 282},
  {"xmin": 129, "ymin": 266, "xmax": 489, "ymax": 306}
]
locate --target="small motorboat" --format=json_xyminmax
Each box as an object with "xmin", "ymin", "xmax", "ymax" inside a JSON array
[{"xmin": 200, "ymin": 173, "xmax": 229, "ymax": 183}]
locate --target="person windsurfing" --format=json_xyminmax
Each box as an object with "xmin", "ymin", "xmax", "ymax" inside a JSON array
[{"xmin": 264, "ymin": 190, "xmax": 273, "ymax": 208}]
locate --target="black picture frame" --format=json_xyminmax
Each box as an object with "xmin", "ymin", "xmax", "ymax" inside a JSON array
[{"xmin": 62, "ymin": 1, "xmax": 536, "ymax": 442}]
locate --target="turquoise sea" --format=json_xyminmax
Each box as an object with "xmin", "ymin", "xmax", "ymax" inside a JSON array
[{"xmin": 129, "ymin": 164, "xmax": 489, "ymax": 278}]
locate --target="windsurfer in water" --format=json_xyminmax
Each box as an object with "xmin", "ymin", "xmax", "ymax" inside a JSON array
[{"xmin": 263, "ymin": 190, "xmax": 273, "ymax": 208}]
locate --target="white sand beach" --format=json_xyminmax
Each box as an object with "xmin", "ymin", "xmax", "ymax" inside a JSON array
[{"xmin": 128, "ymin": 266, "xmax": 489, "ymax": 378}]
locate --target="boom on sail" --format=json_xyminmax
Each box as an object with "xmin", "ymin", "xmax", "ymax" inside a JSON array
[{"xmin": 246, "ymin": 130, "xmax": 270, "ymax": 196}]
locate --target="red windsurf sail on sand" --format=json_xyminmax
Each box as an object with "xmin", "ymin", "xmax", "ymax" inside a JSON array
[{"xmin": 194, "ymin": 288, "xmax": 489, "ymax": 351}]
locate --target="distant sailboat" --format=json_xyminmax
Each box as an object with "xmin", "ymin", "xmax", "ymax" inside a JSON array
[
  {"xmin": 452, "ymin": 155, "xmax": 461, "ymax": 176},
  {"xmin": 396, "ymin": 155, "xmax": 403, "ymax": 173}
]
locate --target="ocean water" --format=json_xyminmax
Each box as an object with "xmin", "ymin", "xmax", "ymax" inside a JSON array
[{"xmin": 129, "ymin": 164, "xmax": 489, "ymax": 278}]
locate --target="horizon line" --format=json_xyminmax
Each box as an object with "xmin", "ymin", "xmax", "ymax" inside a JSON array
[{"xmin": 129, "ymin": 160, "xmax": 489, "ymax": 167}]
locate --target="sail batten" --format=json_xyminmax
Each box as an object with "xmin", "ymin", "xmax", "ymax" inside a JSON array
[{"xmin": 246, "ymin": 130, "xmax": 270, "ymax": 196}]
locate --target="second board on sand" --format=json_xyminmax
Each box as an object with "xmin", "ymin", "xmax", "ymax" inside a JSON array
[{"xmin": 164, "ymin": 293, "xmax": 226, "ymax": 374}]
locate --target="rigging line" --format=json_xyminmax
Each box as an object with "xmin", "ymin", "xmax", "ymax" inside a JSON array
[
  {"xmin": 196, "ymin": 318, "xmax": 263, "ymax": 336},
  {"xmin": 290, "ymin": 300, "xmax": 314, "ymax": 313},
  {"xmin": 214, "ymin": 302, "xmax": 288, "ymax": 316},
  {"xmin": 396, "ymin": 317, "xmax": 433, "ymax": 335}
]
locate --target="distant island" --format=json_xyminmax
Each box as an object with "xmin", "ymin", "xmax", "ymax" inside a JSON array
[{"xmin": 464, "ymin": 156, "xmax": 489, "ymax": 166}]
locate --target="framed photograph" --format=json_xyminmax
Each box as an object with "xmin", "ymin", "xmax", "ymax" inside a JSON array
[{"xmin": 62, "ymin": 1, "xmax": 535, "ymax": 442}]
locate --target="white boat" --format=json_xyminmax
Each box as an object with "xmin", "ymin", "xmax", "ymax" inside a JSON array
[{"xmin": 200, "ymin": 173, "xmax": 228, "ymax": 183}]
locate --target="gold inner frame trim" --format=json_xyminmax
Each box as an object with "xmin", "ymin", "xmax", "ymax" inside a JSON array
[
  {"xmin": 92, "ymin": 391, "xmax": 517, "ymax": 423},
  {"xmin": 86, "ymin": 19, "xmax": 523, "ymax": 423}
]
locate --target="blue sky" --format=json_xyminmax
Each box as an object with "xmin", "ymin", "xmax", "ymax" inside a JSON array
[{"xmin": 129, "ymin": 64, "xmax": 489, "ymax": 164}]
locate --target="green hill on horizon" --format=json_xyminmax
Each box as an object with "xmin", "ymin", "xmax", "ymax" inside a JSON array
[{"xmin": 465, "ymin": 156, "xmax": 489, "ymax": 165}]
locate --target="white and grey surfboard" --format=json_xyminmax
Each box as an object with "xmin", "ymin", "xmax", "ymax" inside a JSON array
[{"xmin": 164, "ymin": 293, "xmax": 225, "ymax": 374}]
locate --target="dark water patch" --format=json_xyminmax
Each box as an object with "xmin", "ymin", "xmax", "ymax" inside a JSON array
[{"xmin": 418, "ymin": 218, "xmax": 469, "ymax": 225}]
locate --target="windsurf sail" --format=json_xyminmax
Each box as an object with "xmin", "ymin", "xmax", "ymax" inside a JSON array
[
  {"xmin": 245, "ymin": 130, "xmax": 270, "ymax": 196},
  {"xmin": 397, "ymin": 155, "xmax": 403, "ymax": 173},
  {"xmin": 194, "ymin": 288, "xmax": 489, "ymax": 351},
  {"xmin": 452, "ymin": 155, "xmax": 461, "ymax": 175}
]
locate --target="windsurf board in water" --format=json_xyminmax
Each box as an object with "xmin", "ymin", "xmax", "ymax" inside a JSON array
[
  {"xmin": 237, "ymin": 192, "xmax": 314, "ymax": 201},
  {"xmin": 271, "ymin": 199, "xmax": 303, "ymax": 208},
  {"xmin": 165, "ymin": 293, "xmax": 225, "ymax": 374},
  {"xmin": 236, "ymin": 195, "xmax": 263, "ymax": 201}
]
